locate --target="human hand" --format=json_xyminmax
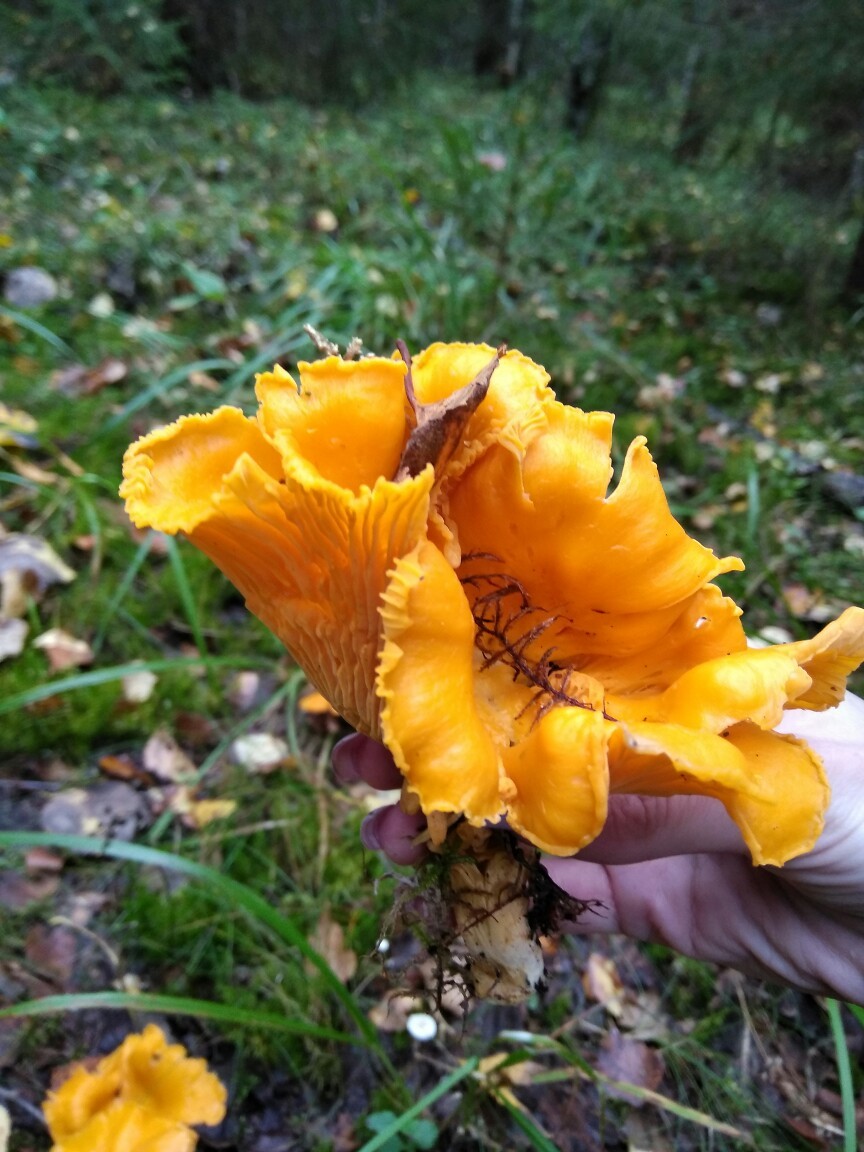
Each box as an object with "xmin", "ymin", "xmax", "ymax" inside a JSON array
[{"xmin": 332, "ymin": 693, "xmax": 864, "ymax": 1003}]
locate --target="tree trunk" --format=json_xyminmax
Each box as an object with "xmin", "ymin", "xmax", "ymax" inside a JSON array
[
  {"xmin": 674, "ymin": 43, "xmax": 710, "ymax": 163},
  {"xmin": 565, "ymin": 20, "xmax": 612, "ymax": 137},
  {"xmin": 474, "ymin": 0, "xmax": 528, "ymax": 86},
  {"xmin": 840, "ymin": 106, "xmax": 864, "ymax": 304}
]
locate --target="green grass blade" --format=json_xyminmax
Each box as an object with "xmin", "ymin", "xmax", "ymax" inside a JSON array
[
  {"xmin": 489, "ymin": 1089, "xmax": 560, "ymax": 1152},
  {"xmin": 92, "ymin": 532, "xmax": 157, "ymax": 652},
  {"xmin": 0, "ymin": 305, "xmax": 75, "ymax": 357},
  {"xmin": 357, "ymin": 1058, "xmax": 479, "ymax": 1152},
  {"xmin": 0, "ymin": 655, "xmax": 269, "ymax": 715},
  {"xmin": 827, "ymin": 999, "xmax": 857, "ymax": 1152},
  {"xmin": 0, "ymin": 832, "xmax": 379, "ymax": 1050},
  {"xmin": 0, "ymin": 991, "xmax": 355, "ymax": 1045},
  {"xmin": 166, "ymin": 536, "xmax": 210, "ymax": 667}
]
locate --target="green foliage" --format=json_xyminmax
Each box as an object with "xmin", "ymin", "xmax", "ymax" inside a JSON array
[
  {"xmin": 2, "ymin": 0, "xmax": 186, "ymax": 95},
  {"xmin": 364, "ymin": 1111, "xmax": 439, "ymax": 1152}
]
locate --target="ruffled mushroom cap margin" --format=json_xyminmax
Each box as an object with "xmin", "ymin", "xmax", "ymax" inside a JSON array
[{"xmin": 122, "ymin": 342, "xmax": 864, "ymax": 868}]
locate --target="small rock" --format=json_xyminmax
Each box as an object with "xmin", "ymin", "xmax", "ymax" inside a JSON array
[{"xmin": 3, "ymin": 266, "xmax": 58, "ymax": 308}]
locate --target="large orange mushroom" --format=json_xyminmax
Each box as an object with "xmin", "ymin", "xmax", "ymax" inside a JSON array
[{"xmin": 122, "ymin": 341, "xmax": 864, "ymax": 998}]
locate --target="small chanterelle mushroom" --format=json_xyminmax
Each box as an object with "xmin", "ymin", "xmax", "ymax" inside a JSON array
[
  {"xmin": 43, "ymin": 1024, "xmax": 227, "ymax": 1151},
  {"xmin": 122, "ymin": 339, "xmax": 864, "ymax": 1002}
]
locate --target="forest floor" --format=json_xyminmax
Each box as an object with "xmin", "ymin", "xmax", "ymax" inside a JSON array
[{"xmin": 1, "ymin": 76, "xmax": 863, "ymax": 1150}]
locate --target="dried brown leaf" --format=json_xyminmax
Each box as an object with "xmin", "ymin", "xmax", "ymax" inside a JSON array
[
  {"xmin": 33, "ymin": 627, "xmax": 94, "ymax": 672},
  {"xmin": 596, "ymin": 1029, "xmax": 665, "ymax": 1106},
  {"xmin": 308, "ymin": 909, "xmax": 357, "ymax": 984},
  {"xmin": 582, "ymin": 952, "xmax": 625, "ymax": 1017},
  {"xmin": 395, "ymin": 344, "xmax": 504, "ymax": 481},
  {"xmin": 24, "ymin": 924, "xmax": 77, "ymax": 986},
  {"xmin": 368, "ymin": 992, "xmax": 422, "ymax": 1032},
  {"xmin": 0, "ymin": 870, "xmax": 59, "ymax": 910},
  {"xmin": 142, "ymin": 729, "xmax": 197, "ymax": 783},
  {"xmin": 52, "ymin": 356, "xmax": 128, "ymax": 396},
  {"xmin": 24, "ymin": 847, "xmax": 64, "ymax": 873}
]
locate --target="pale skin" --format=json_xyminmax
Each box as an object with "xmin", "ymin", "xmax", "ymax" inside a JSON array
[{"xmin": 331, "ymin": 693, "xmax": 864, "ymax": 1004}]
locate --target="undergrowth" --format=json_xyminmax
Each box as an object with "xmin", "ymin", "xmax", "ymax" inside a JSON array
[{"xmin": 1, "ymin": 73, "xmax": 862, "ymax": 1149}]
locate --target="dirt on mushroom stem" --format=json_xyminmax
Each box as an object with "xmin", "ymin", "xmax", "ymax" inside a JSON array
[{"xmin": 390, "ymin": 819, "xmax": 594, "ymax": 1006}]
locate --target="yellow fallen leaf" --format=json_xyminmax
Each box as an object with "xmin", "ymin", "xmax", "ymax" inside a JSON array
[{"xmin": 188, "ymin": 798, "xmax": 237, "ymax": 827}]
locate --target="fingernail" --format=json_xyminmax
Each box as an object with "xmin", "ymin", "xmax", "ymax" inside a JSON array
[
  {"xmin": 331, "ymin": 733, "xmax": 362, "ymax": 783},
  {"xmin": 360, "ymin": 812, "xmax": 382, "ymax": 852}
]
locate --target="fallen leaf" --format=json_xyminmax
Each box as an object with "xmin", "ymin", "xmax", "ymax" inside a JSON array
[
  {"xmin": 719, "ymin": 367, "xmax": 747, "ymax": 388},
  {"xmin": 754, "ymin": 372, "xmax": 784, "ymax": 394},
  {"xmin": 98, "ymin": 753, "xmax": 156, "ymax": 787},
  {"xmin": 0, "ymin": 870, "xmax": 59, "ymax": 909},
  {"xmin": 227, "ymin": 670, "xmax": 261, "ymax": 710},
  {"xmin": 121, "ymin": 666, "xmax": 157, "ymax": 703},
  {"xmin": 781, "ymin": 585, "xmax": 847, "ymax": 623},
  {"xmin": 637, "ymin": 373, "xmax": 684, "ymax": 409},
  {"xmin": 40, "ymin": 783, "xmax": 148, "ymax": 840},
  {"xmin": 395, "ymin": 342, "xmax": 504, "ymax": 481},
  {"xmin": 51, "ymin": 356, "xmax": 128, "ymax": 396},
  {"xmin": 24, "ymin": 847, "xmax": 64, "ymax": 873},
  {"xmin": 478, "ymin": 1052, "xmax": 546, "ymax": 1088},
  {"xmin": 231, "ymin": 732, "xmax": 291, "ymax": 774},
  {"xmin": 142, "ymin": 729, "xmax": 197, "ymax": 782},
  {"xmin": 64, "ymin": 891, "xmax": 109, "ymax": 928},
  {"xmin": 24, "ymin": 924, "xmax": 77, "ymax": 986},
  {"xmin": 33, "ymin": 627, "xmax": 94, "ymax": 672},
  {"xmin": 10, "ymin": 457, "xmax": 62, "ymax": 486},
  {"xmin": 368, "ymin": 992, "xmax": 422, "ymax": 1032},
  {"xmin": 148, "ymin": 783, "xmax": 235, "ymax": 829},
  {"xmin": 583, "ymin": 952, "xmax": 625, "ymax": 1017},
  {"xmin": 0, "ymin": 618, "xmax": 28, "ymax": 662},
  {"xmin": 308, "ymin": 909, "xmax": 357, "ymax": 984},
  {"xmin": 174, "ymin": 711, "xmax": 218, "ymax": 747},
  {"xmin": 329, "ymin": 1111, "xmax": 360, "ymax": 1152},
  {"xmin": 188, "ymin": 370, "xmax": 220, "ymax": 391},
  {"xmin": 800, "ymin": 361, "xmax": 824, "ymax": 383},
  {"xmin": 187, "ymin": 797, "xmax": 237, "ymax": 828},
  {"xmin": 596, "ymin": 1029, "xmax": 665, "ymax": 1105},
  {"xmin": 0, "ymin": 533, "xmax": 75, "ymax": 617},
  {"xmin": 0, "ymin": 402, "xmax": 38, "ymax": 448}
]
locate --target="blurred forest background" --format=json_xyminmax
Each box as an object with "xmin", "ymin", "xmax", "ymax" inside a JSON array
[
  {"xmin": 4, "ymin": 0, "xmax": 864, "ymax": 301},
  {"xmin": 2, "ymin": 2, "xmax": 864, "ymax": 1150}
]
